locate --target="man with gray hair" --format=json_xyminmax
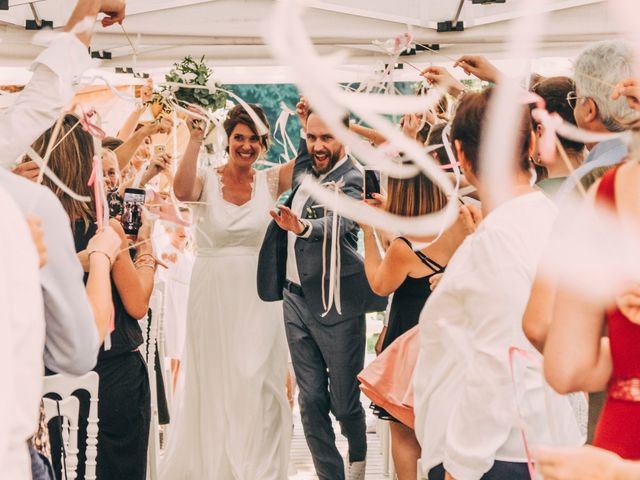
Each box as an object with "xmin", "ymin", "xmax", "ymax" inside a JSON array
[{"xmin": 562, "ymin": 40, "xmax": 639, "ymax": 191}]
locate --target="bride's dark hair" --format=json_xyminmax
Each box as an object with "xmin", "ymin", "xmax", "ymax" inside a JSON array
[{"xmin": 223, "ymin": 103, "xmax": 271, "ymax": 151}]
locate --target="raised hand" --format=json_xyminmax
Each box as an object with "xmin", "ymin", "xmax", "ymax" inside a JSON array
[
  {"xmin": 186, "ymin": 106, "xmax": 208, "ymax": 142},
  {"xmin": 140, "ymin": 79, "xmax": 154, "ymax": 104},
  {"xmin": 420, "ymin": 66, "xmax": 464, "ymax": 97},
  {"xmin": 454, "ymin": 55, "xmax": 500, "ymax": 83},
  {"xmin": 296, "ymin": 95, "xmax": 310, "ymax": 130},
  {"xmin": 99, "ymin": 0, "xmax": 126, "ymax": 27},
  {"xmin": 145, "ymin": 116, "xmax": 174, "ymax": 136},
  {"xmin": 611, "ymin": 78, "xmax": 640, "ymax": 111},
  {"xmin": 270, "ymin": 206, "xmax": 305, "ymax": 234},
  {"xmin": 401, "ymin": 113, "xmax": 422, "ymax": 140}
]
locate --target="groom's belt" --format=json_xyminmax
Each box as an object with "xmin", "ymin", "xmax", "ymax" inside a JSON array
[{"xmin": 284, "ymin": 280, "xmax": 305, "ymax": 298}]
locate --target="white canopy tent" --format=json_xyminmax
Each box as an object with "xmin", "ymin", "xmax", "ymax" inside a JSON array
[{"xmin": 0, "ymin": 0, "xmax": 625, "ymax": 84}]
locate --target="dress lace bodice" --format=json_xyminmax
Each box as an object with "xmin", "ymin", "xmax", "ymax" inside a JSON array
[{"xmin": 192, "ymin": 166, "xmax": 281, "ymax": 254}]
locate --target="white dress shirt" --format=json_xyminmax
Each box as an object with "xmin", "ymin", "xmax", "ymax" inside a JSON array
[
  {"xmin": 0, "ymin": 33, "xmax": 93, "ymax": 168},
  {"xmin": 413, "ymin": 192, "xmax": 583, "ymax": 480},
  {"xmin": 0, "ymin": 185, "xmax": 44, "ymax": 479},
  {"xmin": 286, "ymin": 156, "xmax": 348, "ymax": 285}
]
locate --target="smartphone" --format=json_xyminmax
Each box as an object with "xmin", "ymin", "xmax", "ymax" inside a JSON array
[
  {"xmin": 121, "ymin": 188, "xmax": 146, "ymax": 235},
  {"xmin": 364, "ymin": 169, "xmax": 381, "ymax": 199},
  {"xmin": 153, "ymin": 144, "xmax": 166, "ymax": 157}
]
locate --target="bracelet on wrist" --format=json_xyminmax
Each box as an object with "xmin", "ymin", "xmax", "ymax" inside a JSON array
[{"xmin": 88, "ymin": 250, "xmax": 113, "ymax": 265}]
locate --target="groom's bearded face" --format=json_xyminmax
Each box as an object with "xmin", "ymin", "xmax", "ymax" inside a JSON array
[{"xmin": 306, "ymin": 113, "xmax": 345, "ymax": 175}]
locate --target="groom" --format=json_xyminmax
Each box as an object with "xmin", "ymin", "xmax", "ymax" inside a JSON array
[{"xmin": 257, "ymin": 108, "xmax": 387, "ymax": 480}]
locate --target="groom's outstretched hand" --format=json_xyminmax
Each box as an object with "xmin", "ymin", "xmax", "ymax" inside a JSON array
[{"xmin": 271, "ymin": 206, "xmax": 305, "ymax": 235}]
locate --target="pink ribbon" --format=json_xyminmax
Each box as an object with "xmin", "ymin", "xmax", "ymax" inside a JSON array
[
  {"xmin": 79, "ymin": 108, "xmax": 107, "ymax": 140},
  {"xmin": 508, "ymin": 346, "xmax": 542, "ymax": 480}
]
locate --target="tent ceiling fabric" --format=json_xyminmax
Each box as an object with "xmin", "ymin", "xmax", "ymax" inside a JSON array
[{"xmin": 0, "ymin": 0, "xmax": 618, "ymax": 81}]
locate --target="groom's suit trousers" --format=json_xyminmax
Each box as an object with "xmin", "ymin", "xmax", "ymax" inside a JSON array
[{"xmin": 283, "ymin": 289, "xmax": 367, "ymax": 480}]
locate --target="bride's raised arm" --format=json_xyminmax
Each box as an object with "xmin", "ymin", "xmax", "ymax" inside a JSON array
[{"xmin": 174, "ymin": 114, "xmax": 205, "ymax": 202}]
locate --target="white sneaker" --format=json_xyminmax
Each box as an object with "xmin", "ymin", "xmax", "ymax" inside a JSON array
[{"xmin": 346, "ymin": 459, "xmax": 366, "ymax": 480}]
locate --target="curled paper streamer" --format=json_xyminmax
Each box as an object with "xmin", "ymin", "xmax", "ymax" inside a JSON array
[
  {"xmin": 273, "ymin": 102, "xmax": 298, "ymax": 162},
  {"xmin": 320, "ymin": 180, "xmax": 343, "ymax": 317},
  {"xmin": 261, "ymin": 0, "xmax": 466, "ymax": 245},
  {"xmin": 31, "ymin": 17, "xmax": 95, "ymax": 47},
  {"xmin": 479, "ymin": 0, "xmax": 550, "ymax": 209}
]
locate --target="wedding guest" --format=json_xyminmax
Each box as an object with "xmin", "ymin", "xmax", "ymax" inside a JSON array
[
  {"xmin": 557, "ymin": 40, "xmax": 638, "ymax": 193},
  {"xmin": 33, "ymin": 114, "xmax": 156, "ymax": 480},
  {"xmin": 360, "ymin": 167, "xmax": 469, "ymax": 480},
  {"xmin": 530, "ymin": 76, "xmax": 586, "ymax": 196},
  {"xmin": 543, "ymin": 150, "xmax": 640, "ymax": 461},
  {"xmin": 0, "ymin": 185, "xmax": 46, "ymax": 479},
  {"xmin": 158, "ymin": 213, "xmax": 194, "ymax": 391},
  {"xmin": 413, "ymin": 88, "xmax": 583, "ymax": 480}
]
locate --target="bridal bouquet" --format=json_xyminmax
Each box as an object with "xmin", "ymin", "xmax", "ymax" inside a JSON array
[{"xmin": 164, "ymin": 55, "xmax": 227, "ymax": 110}]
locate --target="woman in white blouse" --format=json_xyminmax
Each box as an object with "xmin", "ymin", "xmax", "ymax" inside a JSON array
[{"xmin": 413, "ymin": 89, "xmax": 583, "ymax": 480}]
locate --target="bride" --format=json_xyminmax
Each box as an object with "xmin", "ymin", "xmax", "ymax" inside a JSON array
[{"xmin": 161, "ymin": 104, "xmax": 295, "ymax": 479}]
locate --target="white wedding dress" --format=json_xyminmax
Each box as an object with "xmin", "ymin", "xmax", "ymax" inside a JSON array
[{"xmin": 160, "ymin": 167, "xmax": 291, "ymax": 480}]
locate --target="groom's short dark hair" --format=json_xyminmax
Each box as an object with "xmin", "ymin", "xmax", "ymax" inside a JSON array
[{"xmin": 306, "ymin": 107, "xmax": 350, "ymax": 129}]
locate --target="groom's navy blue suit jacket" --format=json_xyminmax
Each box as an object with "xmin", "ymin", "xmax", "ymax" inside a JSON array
[{"xmin": 257, "ymin": 140, "xmax": 387, "ymax": 325}]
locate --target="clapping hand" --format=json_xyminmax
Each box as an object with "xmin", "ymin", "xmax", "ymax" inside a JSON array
[{"xmin": 271, "ymin": 206, "xmax": 305, "ymax": 235}]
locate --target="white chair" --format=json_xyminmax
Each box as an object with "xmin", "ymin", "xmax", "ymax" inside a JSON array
[
  {"xmin": 142, "ymin": 305, "xmax": 161, "ymax": 480},
  {"xmin": 43, "ymin": 396, "xmax": 80, "ymax": 480},
  {"xmin": 43, "ymin": 372, "xmax": 100, "ymax": 480}
]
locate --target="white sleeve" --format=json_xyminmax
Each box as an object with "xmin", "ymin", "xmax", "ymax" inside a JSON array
[
  {"xmin": 443, "ymin": 233, "xmax": 530, "ymax": 480},
  {"xmin": 0, "ymin": 34, "xmax": 92, "ymax": 168}
]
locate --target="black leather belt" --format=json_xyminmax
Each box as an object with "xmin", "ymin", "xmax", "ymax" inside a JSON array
[{"xmin": 284, "ymin": 280, "xmax": 305, "ymax": 298}]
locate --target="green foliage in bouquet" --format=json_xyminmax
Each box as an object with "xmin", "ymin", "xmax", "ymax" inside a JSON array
[{"xmin": 165, "ymin": 56, "xmax": 227, "ymax": 110}]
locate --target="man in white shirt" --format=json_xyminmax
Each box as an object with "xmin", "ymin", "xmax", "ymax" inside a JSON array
[
  {"xmin": 0, "ymin": 1, "xmax": 126, "ymax": 478},
  {"xmin": 413, "ymin": 89, "xmax": 583, "ymax": 480}
]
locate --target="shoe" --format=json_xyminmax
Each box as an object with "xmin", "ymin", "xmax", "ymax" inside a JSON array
[{"xmin": 346, "ymin": 459, "xmax": 366, "ymax": 480}]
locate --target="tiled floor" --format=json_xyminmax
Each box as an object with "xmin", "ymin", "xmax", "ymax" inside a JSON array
[{"xmin": 288, "ymin": 392, "xmax": 389, "ymax": 480}]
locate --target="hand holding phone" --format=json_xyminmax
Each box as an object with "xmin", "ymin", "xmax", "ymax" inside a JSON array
[
  {"xmin": 121, "ymin": 188, "xmax": 146, "ymax": 235},
  {"xmin": 364, "ymin": 169, "xmax": 381, "ymax": 199}
]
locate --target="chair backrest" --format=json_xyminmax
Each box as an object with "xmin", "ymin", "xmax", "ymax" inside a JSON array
[
  {"xmin": 43, "ymin": 372, "xmax": 100, "ymax": 480},
  {"xmin": 43, "ymin": 396, "xmax": 80, "ymax": 480}
]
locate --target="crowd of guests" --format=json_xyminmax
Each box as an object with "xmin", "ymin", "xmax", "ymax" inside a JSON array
[{"xmin": 1, "ymin": 0, "xmax": 639, "ymax": 479}]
